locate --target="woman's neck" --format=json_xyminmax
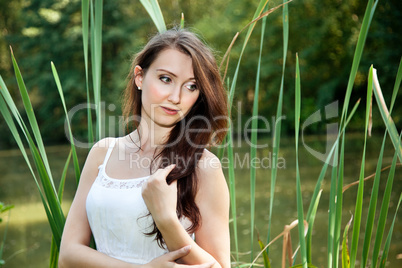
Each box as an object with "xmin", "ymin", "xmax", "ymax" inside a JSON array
[{"xmin": 135, "ymin": 119, "xmax": 173, "ymax": 153}]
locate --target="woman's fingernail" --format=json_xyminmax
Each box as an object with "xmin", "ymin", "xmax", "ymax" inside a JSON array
[{"xmin": 183, "ymin": 245, "xmax": 191, "ymax": 251}]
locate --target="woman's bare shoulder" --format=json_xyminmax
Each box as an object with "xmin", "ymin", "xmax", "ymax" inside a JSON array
[
  {"xmin": 81, "ymin": 137, "xmax": 116, "ymax": 179},
  {"xmin": 195, "ymin": 149, "xmax": 227, "ymax": 193},
  {"xmin": 80, "ymin": 138, "xmax": 115, "ymax": 183},
  {"xmin": 197, "ymin": 149, "xmax": 223, "ymax": 171}
]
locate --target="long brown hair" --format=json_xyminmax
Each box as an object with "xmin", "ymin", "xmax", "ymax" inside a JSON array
[{"xmin": 121, "ymin": 28, "xmax": 228, "ymax": 247}]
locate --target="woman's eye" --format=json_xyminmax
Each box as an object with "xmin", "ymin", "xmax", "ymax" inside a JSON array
[
  {"xmin": 160, "ymin": 76, "xmax": 171, "ymax": 83},
  {"xmin": 185, "ymin": 83, "xmax": 198, "ymax": 91}
]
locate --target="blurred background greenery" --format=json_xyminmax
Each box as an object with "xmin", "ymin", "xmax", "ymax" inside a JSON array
[{"xmin": 0, "ymin": 0, "xmax": 401, "ymax": 149}]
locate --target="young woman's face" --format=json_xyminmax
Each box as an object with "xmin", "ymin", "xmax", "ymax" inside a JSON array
[{"xmin": 135, "ymin": 49, "xmax": 200, "ymax": 129}]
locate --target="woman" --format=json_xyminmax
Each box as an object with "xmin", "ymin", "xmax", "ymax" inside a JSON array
[{"xmin": 59, "ymin": 28, "xmax": 230, "ymax": 268}]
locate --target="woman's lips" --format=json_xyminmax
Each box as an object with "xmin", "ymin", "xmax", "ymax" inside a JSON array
[{"xmin": 161, "ymin": 106, "xmax": 179, "ymax": 115}]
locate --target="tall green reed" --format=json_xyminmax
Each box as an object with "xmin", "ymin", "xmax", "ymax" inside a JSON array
[{"xmin": 0, "ymin": 0, "xmax": 104, "ymax": 266}]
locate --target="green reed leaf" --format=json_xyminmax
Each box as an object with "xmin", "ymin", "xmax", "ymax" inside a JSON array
[
  {"xmin": 49, "ymin": 237, "xmax": 58, "ymax": 268},
  {"xmin": 81, "ymin": 0, "xmax": 94, "ymax": 147},
  {"xmin": 266, "ymin": 0, "xmax": 288, "ymax": 252},
  {"xmin": 349, "ymin": 65, "xmax": 374, "ymax": 268},
  {"xmin": 51, "ymin": 62, "xmax": 81, "ymax": 185},
  {"xmin": 361, "ymin": 131, "xmax": 387, "ymax": 267},
  {"xmin": 58, "ymin": 149, "xmax": 72, "ymax": 203},
  {"xmin": 340, "ymin": 0, "xmax": 377, "ymax": 126},
  {"xmin": 93, "ymin": 0, "xmax": 103, "ymax": 140},
  {"xmin": 258, "ymin": 239, "xmax": 271, "ymax": 268},
  {"xmin": 295, "ymin": 54, "xmax": 307, "ymax": 268},
  {"xmin": 379, "ymin": 193, "xmax": 402, "ymax": 268},
  {"xmin": 249, "ymin": 5, "xmax": 268, "ymax": 262},
  {"xmin": 342, "ymin": 216, "xmax": 353, "ymax": 268},
  {"xmin": 371, "ymin": 132, "xmax": 402, "ymax": 267},
  {"xmin": 227, "ymin": 120, "xmax": 239, "ymax": 262},
  {"xmin": 372, "ymin": 68, "xmax": 402, "ymax": 163},
  {"xmin": 306, "ymin": 190, "xmax": 322, "ymax": 265},
  {"xmin": 139, "ymin": 0, "xmax": 167, "ymax": 33},
  {"xmin": 10, "ymin": 48, "xmax": 56, "ymax": 191},
  {"xmin": 333, "ymin": 133, "xmax": 345, "ymax": 268},
  {"xmin": 389, "ymin": 57, "xmax": 402, "ymax": 114}
]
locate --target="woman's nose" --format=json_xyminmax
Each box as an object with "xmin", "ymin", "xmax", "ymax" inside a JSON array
[{"xmin": 167, "ymin": 86, "xmax": 181, "ymax": 104}]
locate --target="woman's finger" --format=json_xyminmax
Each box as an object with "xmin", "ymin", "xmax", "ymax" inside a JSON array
[
  {"xmin": 163, "ymin": 245, "xmax": 191, "ymax": 261},
  {"xmin": 161, "ymin": 164, "xmax": 176, "ymax": 175},
  {"xmin": 153, "ymin": 164, "xmax": 176, "ymax": 181}
]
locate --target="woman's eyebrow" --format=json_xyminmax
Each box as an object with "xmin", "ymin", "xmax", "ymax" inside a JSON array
[
  {"xmin": 156, "ymin": 68, "xmax": 178, "ymax": 77},
  {"xmin": 156, "ymin": 68, "xmax": 195, "ymax": 80}
]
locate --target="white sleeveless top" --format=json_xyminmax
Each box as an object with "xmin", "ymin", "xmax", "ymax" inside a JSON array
[{"xmin": 86, "ymin": 138, "xmax": 193, "ymax": 264}]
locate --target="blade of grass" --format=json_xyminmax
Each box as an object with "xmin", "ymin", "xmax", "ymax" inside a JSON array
[
  {"xmin": 249, "ymin": 5, "xmax": 269, "ymax": 263},
  {"xmin": 227, "ymin": 119, "xmax": 239, "ymax": 263},
  {"xmin": 370, "ymin": 132, "xmax": 402, "ymax": 267},
  {"xmin": 372, "ymin": 68, "xmax": 402, "ymax": 163},
  {"xmin": 349, "ymin": 65, "xmax": 374, "ymax": 268},
  {"xmin": 58, "ymin": 149, "xmax": 72, "ymax": 203},
  {"xmin": 360, "ymin": 131, "xmax": 388, "ymax": 267},
  {"xmin": 139, "ymin": 0, "xmax": 167, "ymax": 33},
  {"xmin": 340, "ymin": 0, "xmax": 377, "ymax": 126},
  {"xmin": 266, "ymin": 0, "xmax": 289, "ymax": 253},
  {"xmin": 378, "ymin": 193, "xmax": 402, "ymax": 268},
  {"xmin": 258, "ymin": 239, "xmax": 271, "ymax": 268},
  {"xmin": 342, "ymin": 215, "xmax": 353, "ymax": 268},
  {"xmin": 305, "ymin": 190, "xmax": 322, "ymax": 265},
  {"xmin": 0, "ymin": 81, "xmax": 51, "ymax": 209},
  {"xmin": 49, "ymin": 237, "xmax": 58, "ymax": 268},
  {"xmin": 294, "ymin": 54, "xmax": 307, "ymax": 268},
  {"xmin": 81, "ymin": 0, "xmax": 94, "ymax": 148},
  {"xmin": 332, "ymin": 132, "xmax": 345, "ymax": 268},
  {"xmin": 93, "ymin": 0, "xmax": 103, "ymax": 140},
  {"xmin": 389, "ymin": 57, "xmax": 402, "ymax": 114},
  {"xmin": 51, "ymin": 62, "xmax": 81, "ymax": 185},
  {"xmin": 180, "ymin": 13, "xmax": 184, "ymax": 29},
  {"xmin": 1, "ymin": 69, "xmax": 65, "ymax": 250},
  {"xmin": 28, "ymin": 133, "xmax": 65, "ymax": 230},
  {"xmin": 327, "ymin": 136, "xmax": 339, "ymax": 268},
  {"xmin": 10, "ymin": 48, "xmax": 56, "ymax": 191},
  {"xmin": 225, "ymin": 0, "xmax": 270, "ymax": 111},
  {"xmin": 304, "ymin": 99, "xmax": 360, "ymax": 265}
]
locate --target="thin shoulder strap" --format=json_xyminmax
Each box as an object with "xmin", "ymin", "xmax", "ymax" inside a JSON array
[{"xmin": 101, "ymin": 138, "xmax": 116, "ymax": 167}]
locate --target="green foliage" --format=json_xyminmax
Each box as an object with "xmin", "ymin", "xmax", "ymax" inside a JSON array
[{"xmin": 1, "ymin": 0, "xmax": 401, "ymax": 149}]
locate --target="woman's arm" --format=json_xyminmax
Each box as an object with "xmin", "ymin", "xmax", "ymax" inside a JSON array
[
  {"xmin": 142, "ymin": 150, "xmax": 230, "ymax": 268},
  {"xmin": 59, "ymin": 138, "xmax": 137, "ymax": 268}
]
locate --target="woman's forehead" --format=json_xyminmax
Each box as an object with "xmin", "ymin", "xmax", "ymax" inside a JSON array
[{"xmin": 149, "ymin": 49, "xmax": 195, "ymax": 79}]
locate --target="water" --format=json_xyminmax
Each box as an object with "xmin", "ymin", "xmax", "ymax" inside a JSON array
[{"xmin": 0, "ymin": 134, "xmax": 401, "ymax": 267}]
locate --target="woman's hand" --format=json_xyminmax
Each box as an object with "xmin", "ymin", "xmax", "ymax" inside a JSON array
[
  {"xmin": 141, "ymin": 164, "xmax": 178, "ymax": 225},
  {"xmin": 143, "ymin": 246, "xmax": 215, "ymax": 268}
]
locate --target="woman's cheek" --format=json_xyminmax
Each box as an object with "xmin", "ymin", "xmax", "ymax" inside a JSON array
[{"xmin": 148, "ymin": 84, "xmax": 167, "ymax": 101}]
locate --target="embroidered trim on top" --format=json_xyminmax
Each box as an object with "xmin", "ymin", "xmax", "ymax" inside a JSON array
[{"xmin": 95, "ymin": 169, "xmax": 147, "ymax": 189}]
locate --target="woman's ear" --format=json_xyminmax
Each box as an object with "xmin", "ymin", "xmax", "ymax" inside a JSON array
[{"xmin": 134, "ymin": 65, "xmax": 143, "ymax": 89}]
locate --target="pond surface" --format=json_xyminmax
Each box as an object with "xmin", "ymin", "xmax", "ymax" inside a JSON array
[{"xmin": 0, "ymin": 134, "xmax": 401, "ymax": 267}]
